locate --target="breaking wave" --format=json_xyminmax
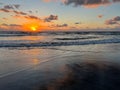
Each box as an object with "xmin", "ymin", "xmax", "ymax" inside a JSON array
[{"xmin": 0, "ymin": 38, "xmax": 120, "ymax": 47}]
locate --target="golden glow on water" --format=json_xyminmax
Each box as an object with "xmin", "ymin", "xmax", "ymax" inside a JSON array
[{"xmin": 33, "ymin": 59, "xmax": 39, "ymax": 65}]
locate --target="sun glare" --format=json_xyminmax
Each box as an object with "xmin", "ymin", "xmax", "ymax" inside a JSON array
[{"xmin": 31, "ymin": 26, "xmax": 37, "ymax": 31}]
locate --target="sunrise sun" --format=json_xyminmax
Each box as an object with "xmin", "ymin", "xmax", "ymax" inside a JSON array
[{"xmin": 31, "ymin": 26, "xmax": 37, "ymax": 31}]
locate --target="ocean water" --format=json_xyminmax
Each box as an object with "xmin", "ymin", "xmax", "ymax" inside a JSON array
[
  {"xmin": 0, "ymin": 31, "xmax": 120, "ymax": 90},
  {"xmin": 0, "ymin": 31, "xmax": 120, "ymax": 47}
]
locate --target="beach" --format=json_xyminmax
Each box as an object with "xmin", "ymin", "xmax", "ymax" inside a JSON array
[
  {"xmin": 0, "ymin": 0, "xmax": 120, "ymax": 89},
  {"xmin": 0, "ymin": 43, "xmax": 120, "ymax": 90},
  {"xmin": 0, "ymin": 31, "xmax": 120, "ymax": 90}
]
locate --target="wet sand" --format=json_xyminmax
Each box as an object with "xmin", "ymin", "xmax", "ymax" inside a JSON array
[
  {"xmin": 0, "ymin": 44, "xmax": 120, "ymax": 90},
  {"xmin": 37, "ymin": 61, "xmax": 120, "ymax": 90}
]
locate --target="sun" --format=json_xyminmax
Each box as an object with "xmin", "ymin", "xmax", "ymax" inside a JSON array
[{"xmin": 30, "ymin": 26, "xmax": 37, "ymax": 31}]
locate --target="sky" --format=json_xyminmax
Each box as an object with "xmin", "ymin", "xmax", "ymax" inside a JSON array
[{"xmin": 0, "ymin": 0, "xmax": 120, "ymax": 31}]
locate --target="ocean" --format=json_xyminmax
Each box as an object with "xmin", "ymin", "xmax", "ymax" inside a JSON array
[
  {"xmin": 0, "ymin": 31, "xmax": 120, "ymax": 47},
  {"xmin": 0, "ymin": 31, "xmax": 120, "ymax": 90}
]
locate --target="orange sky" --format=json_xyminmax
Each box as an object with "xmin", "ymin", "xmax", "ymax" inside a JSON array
[{"xmin": 0, "ymin": 0, "xmax": 120, "ymax": 31}]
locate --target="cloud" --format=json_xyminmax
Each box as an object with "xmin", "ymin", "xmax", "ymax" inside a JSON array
[
  {"xmin": 105, "ymin": 20, "xmax": 118, "ymax": 25},
  {"xmin": 98, "ymin": 14, "xmax": 103, "ymax": 18},
  {"xmin": 0, "ymin": 4, "xmax": 23, "ymax": 15},
  {"xmin": 9, "ymin": 24, "xmax": 22, "ymax": 27},
  {"xmin": 1, "ymin": 23, "xmax": 8, "ymax": 26},
  {"xmin": 113, "ymin": 0, "xmax": 120, "ymax": 2},
  {"xmin": 113, "ymin": 16, "xmax": 120, "ymax": 21},
  {"xmin": 13, "ymin": 10, "xmax": 27, "ymax": 15},
  {"xmin": 28, "ymin": 10, "xmax": 32, "ymax": 13},
  {"xmin": 4, "ymin": 5, "xmax": 14, "ymax": 9},
  {"xmin": 3, "ymin": 4, "xmax": 20, "ymax": 9},
  {"xmin": 44, "ymin": 15, "xmax": 58, "ymax": 22},
  {"xmin": 0, "ymin": 8, "xmax": 10, "ymax": 12},
  {"xmin": 56, "ymin": 23, "xmax": 68, "ymax": 27},
  {"xmin": 0, "ymin": 8, "xmax": 28, "ymax": 15},
  {"xmin": 105, "ymin": 16, "xmax": 120, "ymax": 25},
  {"xmin": 25, "ymin": 15, "xmax": 41, "ymax": 20},
  {"xmin": 0, "ymin": 6, "xmax": 40, "ymax": 21},
  {"xmin": 2, "ymin": 18, "xmax": 7, "ymax": 20},
  {"xmin": 0, "ymin": 23, "xmax": 22, "ymax": 30},
  {"xmin": 75, "ymin": 22, "xmax": 81, "ymax": 24},
  {"xmin": 14, "ymin": 4, "xmax": 20, "ymax": 9},
  {"xmin": 64, "ymin": 0, "xmax": 109, "ymax": 5},
  {"xmin": 1, "ymin": 23, "xmax": 21, "ymax": 27},
  {"xmin": 57, "ymin": 0, "xmax": 120, "ymax": 8}
]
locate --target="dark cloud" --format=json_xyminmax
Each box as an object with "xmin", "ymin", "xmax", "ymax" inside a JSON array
[
  {"xmin": 1, "ymin": 23, "xmax": 21, "ymax": 27},
  {"xmin": 105, "ymin": 16, "xmax": 120, "ymax": 25},
  {"xmin": 113, "ymin": 0, "xmax": 120, "ymax": 2},
  {"xmin": 63, "ymin": 0, "xmax": 120, "ymax": 7},
  {"xmin": 75, "ymin": 22, "xmax": 81, "ymax": 24},
  {"xmin": 3, "ymin": 4, "xmax": 20, "ymax": 9},
  {"xmin": 4, "ymin": 5, "xmax": 14, "ymax": 9},
  {"xmin": 44, "ymin": 15, "xmax": 58, "ymax": 22},
  {"xmin": 113, "ymin": 16, "xmax": 120, "ymax": 21},
  {"xmin": 1, "ymin": 23, "xmax": 8, "ymax": 26},
  {"xmin": 0, "ymin": 4, "xmax": 22, "ymax": 14},
  {"xmin": 9, "ymin": 24, "xmax": 21, "ymax": 27},
  {"xmin": 0, "ymin": 6, "xmax": 41, "ymax": 21},
  {"xmin": 13, "ymin": 10, "xmax": 27, "ymax": 15},
  {"xmin": 56, "ymin": 23, "xmax": 68, "ymax": 27},
  {"xmin": 0, "ymin": 8, "xmax": 10, "ymax": 12},
  {"xmin": 26, "ymin": 15, "xmax": 41, "ymax": 20}
]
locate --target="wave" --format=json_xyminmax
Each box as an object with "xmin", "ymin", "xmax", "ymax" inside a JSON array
[
  {"xmin": 55, "ymin": 36, "xmax": 98, "ymax": 40},
  {"xmin": 0, "ymin": 38, "xmax": 120, "ymax": 47},
  {"xmin": 0, "ymin": 31, "xmax": 120, "ymax": 37}
]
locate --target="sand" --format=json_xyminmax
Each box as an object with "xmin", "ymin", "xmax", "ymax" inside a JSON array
[{"xmin": 0, "ymin": 44, "xmax": 120, "ymax": 90}]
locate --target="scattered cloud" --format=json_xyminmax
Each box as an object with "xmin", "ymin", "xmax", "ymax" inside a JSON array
[
  {"xmin": 14, "ymin": 4, "xmax": 20, "ymax": 9},
  {"xmin": 0, "ymin": 23, "xmax": 22, "ymax": 30},
  {"xmin": 98, "ymin": 14, "xmax": 103, "ymax": 18},
  {"xmin": 13, "ymin": 10, "xmax": 27, "ymax": 15},
  {"xmin": 1, "ymin": 23, "xmax": 21, "ymax": 27},
  {"xmin": 0, "ymin": 8, "xmax": 10, "ymax": 12},
  {"xmin": 0, "ymin": 5, "xmax": 41, "ymax": 21},
  {"xmin": 43, "ymin": 0, "xmax": 120, "ymax": 8},
  {"xmin": 28, "ymin": 10, "xmax": 32, "ymax": 13},
  {"xmin": 113, "ymin": 16, "xmax": 120, "ymax": 21},
  {"xmin": 105, "ymin": 16, "xmax": 120, "ymax": 25},
  {"xmin": 25, "ymin": 15, "xmax": 41, "ymax": 20},
  {"xmin": 4, "ymin": 5, "xmax": 14, "ymax": 9},
  {"xmin": 3, "ymin": 4, "xmax": 20, "ymax": 10},
  {"xmin": 105, "ymin": 20, "xmax": 118, "ymax": 25},
  {"xmin": 44, "ymin": 15, "xmax": 58, "ymax": 22},
  {"xmin": 75, "ymin": 22, "xmax": 81, "ymax": 24},
  {"xmin": 56, "ymin": 23, "xmax": 68, "ymax": 27},
  {"xmin": 2, "ymin": 17, "xmax": 7, "ymax": 20}
]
